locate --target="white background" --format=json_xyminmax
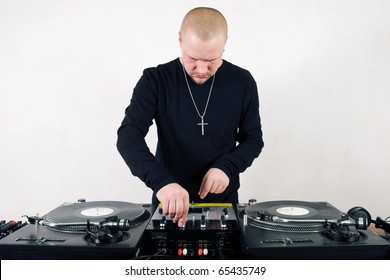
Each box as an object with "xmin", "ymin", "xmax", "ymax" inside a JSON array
[{"xmin": 1, "ymin": 0, "xmax": 389, "ymax": 220}]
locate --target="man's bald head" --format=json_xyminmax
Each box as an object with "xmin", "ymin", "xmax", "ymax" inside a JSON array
[
  {"xmin": 179, "ymin": 7, "xmax": 228, "ymax": 42},
  {"xmin": 179, "ymin": 7, "xmax": 227, "ymax": 84}
]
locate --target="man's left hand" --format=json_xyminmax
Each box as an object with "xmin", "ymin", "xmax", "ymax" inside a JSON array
[{"xmin": 198, "ymin": 168, "xmax": 230, "ymax": 199}]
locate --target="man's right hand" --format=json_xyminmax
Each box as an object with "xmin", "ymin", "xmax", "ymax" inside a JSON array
[{"xmin": 156, "ymin": 183, "xmax": 189, "ymax": 227}]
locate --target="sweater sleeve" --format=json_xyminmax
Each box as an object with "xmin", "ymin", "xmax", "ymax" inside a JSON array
[
  {"xmin": 117, "ymin": 68, "xmax": 176, "ymax": 193},
  {"xmin": 210, "ymin": 71, "xmax": 264, "ymax": 179}
]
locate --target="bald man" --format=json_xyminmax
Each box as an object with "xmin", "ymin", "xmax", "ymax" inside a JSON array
[{"xmin": 117, "ymin": 7, "xmax": 264, "ymax": 227}]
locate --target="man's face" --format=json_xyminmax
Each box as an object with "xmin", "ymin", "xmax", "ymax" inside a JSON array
[{"xmin": 179, "ymin": 31, "xmax": 226, "ymax": 84}]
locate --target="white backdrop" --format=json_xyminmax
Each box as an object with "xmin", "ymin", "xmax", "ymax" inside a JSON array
[{"xmin": 1, "ymin": 0, "xmax": 389, "ymax": 220}]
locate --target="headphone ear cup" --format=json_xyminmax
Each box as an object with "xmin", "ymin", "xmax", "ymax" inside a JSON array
[{"xmin": 347, "ymin": 206, "xmax": 372, "ymax": 227}]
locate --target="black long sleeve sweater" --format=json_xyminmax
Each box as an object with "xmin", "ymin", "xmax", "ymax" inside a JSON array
[{"xmin": 117, "ymin": 58, "xmax": 264, "ymax": 204}]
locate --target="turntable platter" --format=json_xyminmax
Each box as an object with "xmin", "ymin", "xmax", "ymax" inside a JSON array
[
  {"xmin": 245, "ymin": 200, "xmax": 343, "ymax": 232},
  {"xmin": 246, "ymin": 200, "xmax": 341, "ymax": 220},
  {"xmin": 44, "ymin": 201, "xmax": 149, "ymax": 232}
]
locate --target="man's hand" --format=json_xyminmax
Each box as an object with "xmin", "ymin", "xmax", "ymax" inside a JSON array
[
  {"xmin": 198, "ymin": 168, "xmax": 230, "ymax": 199},
  {"xmin": 156, "ymin": 183, "xmax": 189, "ymax": 227}
]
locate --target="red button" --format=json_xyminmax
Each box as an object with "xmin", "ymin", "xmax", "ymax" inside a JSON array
[{"xmin": 198, "ymin": 248, "xmax": 203, "ymax": 256}]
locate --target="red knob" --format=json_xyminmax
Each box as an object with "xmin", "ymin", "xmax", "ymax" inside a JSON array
[{"xmin": 198, "ymin": 248, "xmax": 203, "ymax": 256}]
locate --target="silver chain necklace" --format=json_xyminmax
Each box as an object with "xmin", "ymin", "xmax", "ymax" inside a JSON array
[{"xmin": 182, "ymin": 65, "xmax": 216, "ymax": 135}]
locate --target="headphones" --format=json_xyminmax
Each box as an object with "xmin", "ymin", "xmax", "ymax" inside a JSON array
[
  {"xmin": 347, "ymin": 206, "xmax": 373, "ymax": 226},
  {"xmin": 348, "ymin": 206, "xmax": 390, "ymax": 235}
]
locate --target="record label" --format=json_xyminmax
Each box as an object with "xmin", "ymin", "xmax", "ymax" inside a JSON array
[
  {"xmin": 276, "ymin": 206, "xmax": 309, "ymax": 216},
  {"xmin": 80, "ymin": 207, "xmax": 115, "ymax": 217}
]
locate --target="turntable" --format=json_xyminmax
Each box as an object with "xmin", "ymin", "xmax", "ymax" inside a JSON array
[
  {"xmin": 237, "ymin": 200, "xmax": 390, "ymax": 259},
  {"xmin": 0, "ymin": 200, "xmax": 153, "ymax": 259}
]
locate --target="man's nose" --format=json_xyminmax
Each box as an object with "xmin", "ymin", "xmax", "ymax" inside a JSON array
[{"xmin": 195, "ymin": 60, "xmax": 209, "ymax": 73}]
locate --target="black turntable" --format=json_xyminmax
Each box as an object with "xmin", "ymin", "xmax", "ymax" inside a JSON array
[
  {"xmin": 237, "ymin": 200, "xmax": 390, "ymax": 259},
  {"xmin": 0, "ymin": 200, "xmax": 153, "ymax": 259}
]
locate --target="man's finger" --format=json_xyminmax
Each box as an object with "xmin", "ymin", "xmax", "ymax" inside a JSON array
[
  {"xmin": 178, "ymin": 196, "xmax": 189, "ymax": 227},
  {"xmin": 199, "ymin": 180, "xmax": 213, "ymax": 199},
  {"xmin": 168, "ymin": 199, "xmax": 176, "ymax": 218}
]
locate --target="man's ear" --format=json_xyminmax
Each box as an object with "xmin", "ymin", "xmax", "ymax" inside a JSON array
[{"xmin": 178, "ymin": 31, "xmax": 182, "ymax": 45}]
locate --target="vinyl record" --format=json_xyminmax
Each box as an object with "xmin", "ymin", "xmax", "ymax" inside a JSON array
[
  {"xmin": 44, "ymin": 201, "xmax": 149, "ymax": 232},
  {"xmin": 245, "ymin": 200, "xmax": 342, "ymax": 232},
  {"xmin": 246, "ymin": 200, "xmax": 341, "ymax": 221}
]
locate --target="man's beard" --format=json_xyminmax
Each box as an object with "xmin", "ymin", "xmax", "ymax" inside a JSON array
[{"xmin": 190, "ymin": 74, "xmax": 213, "ymax": 84}]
